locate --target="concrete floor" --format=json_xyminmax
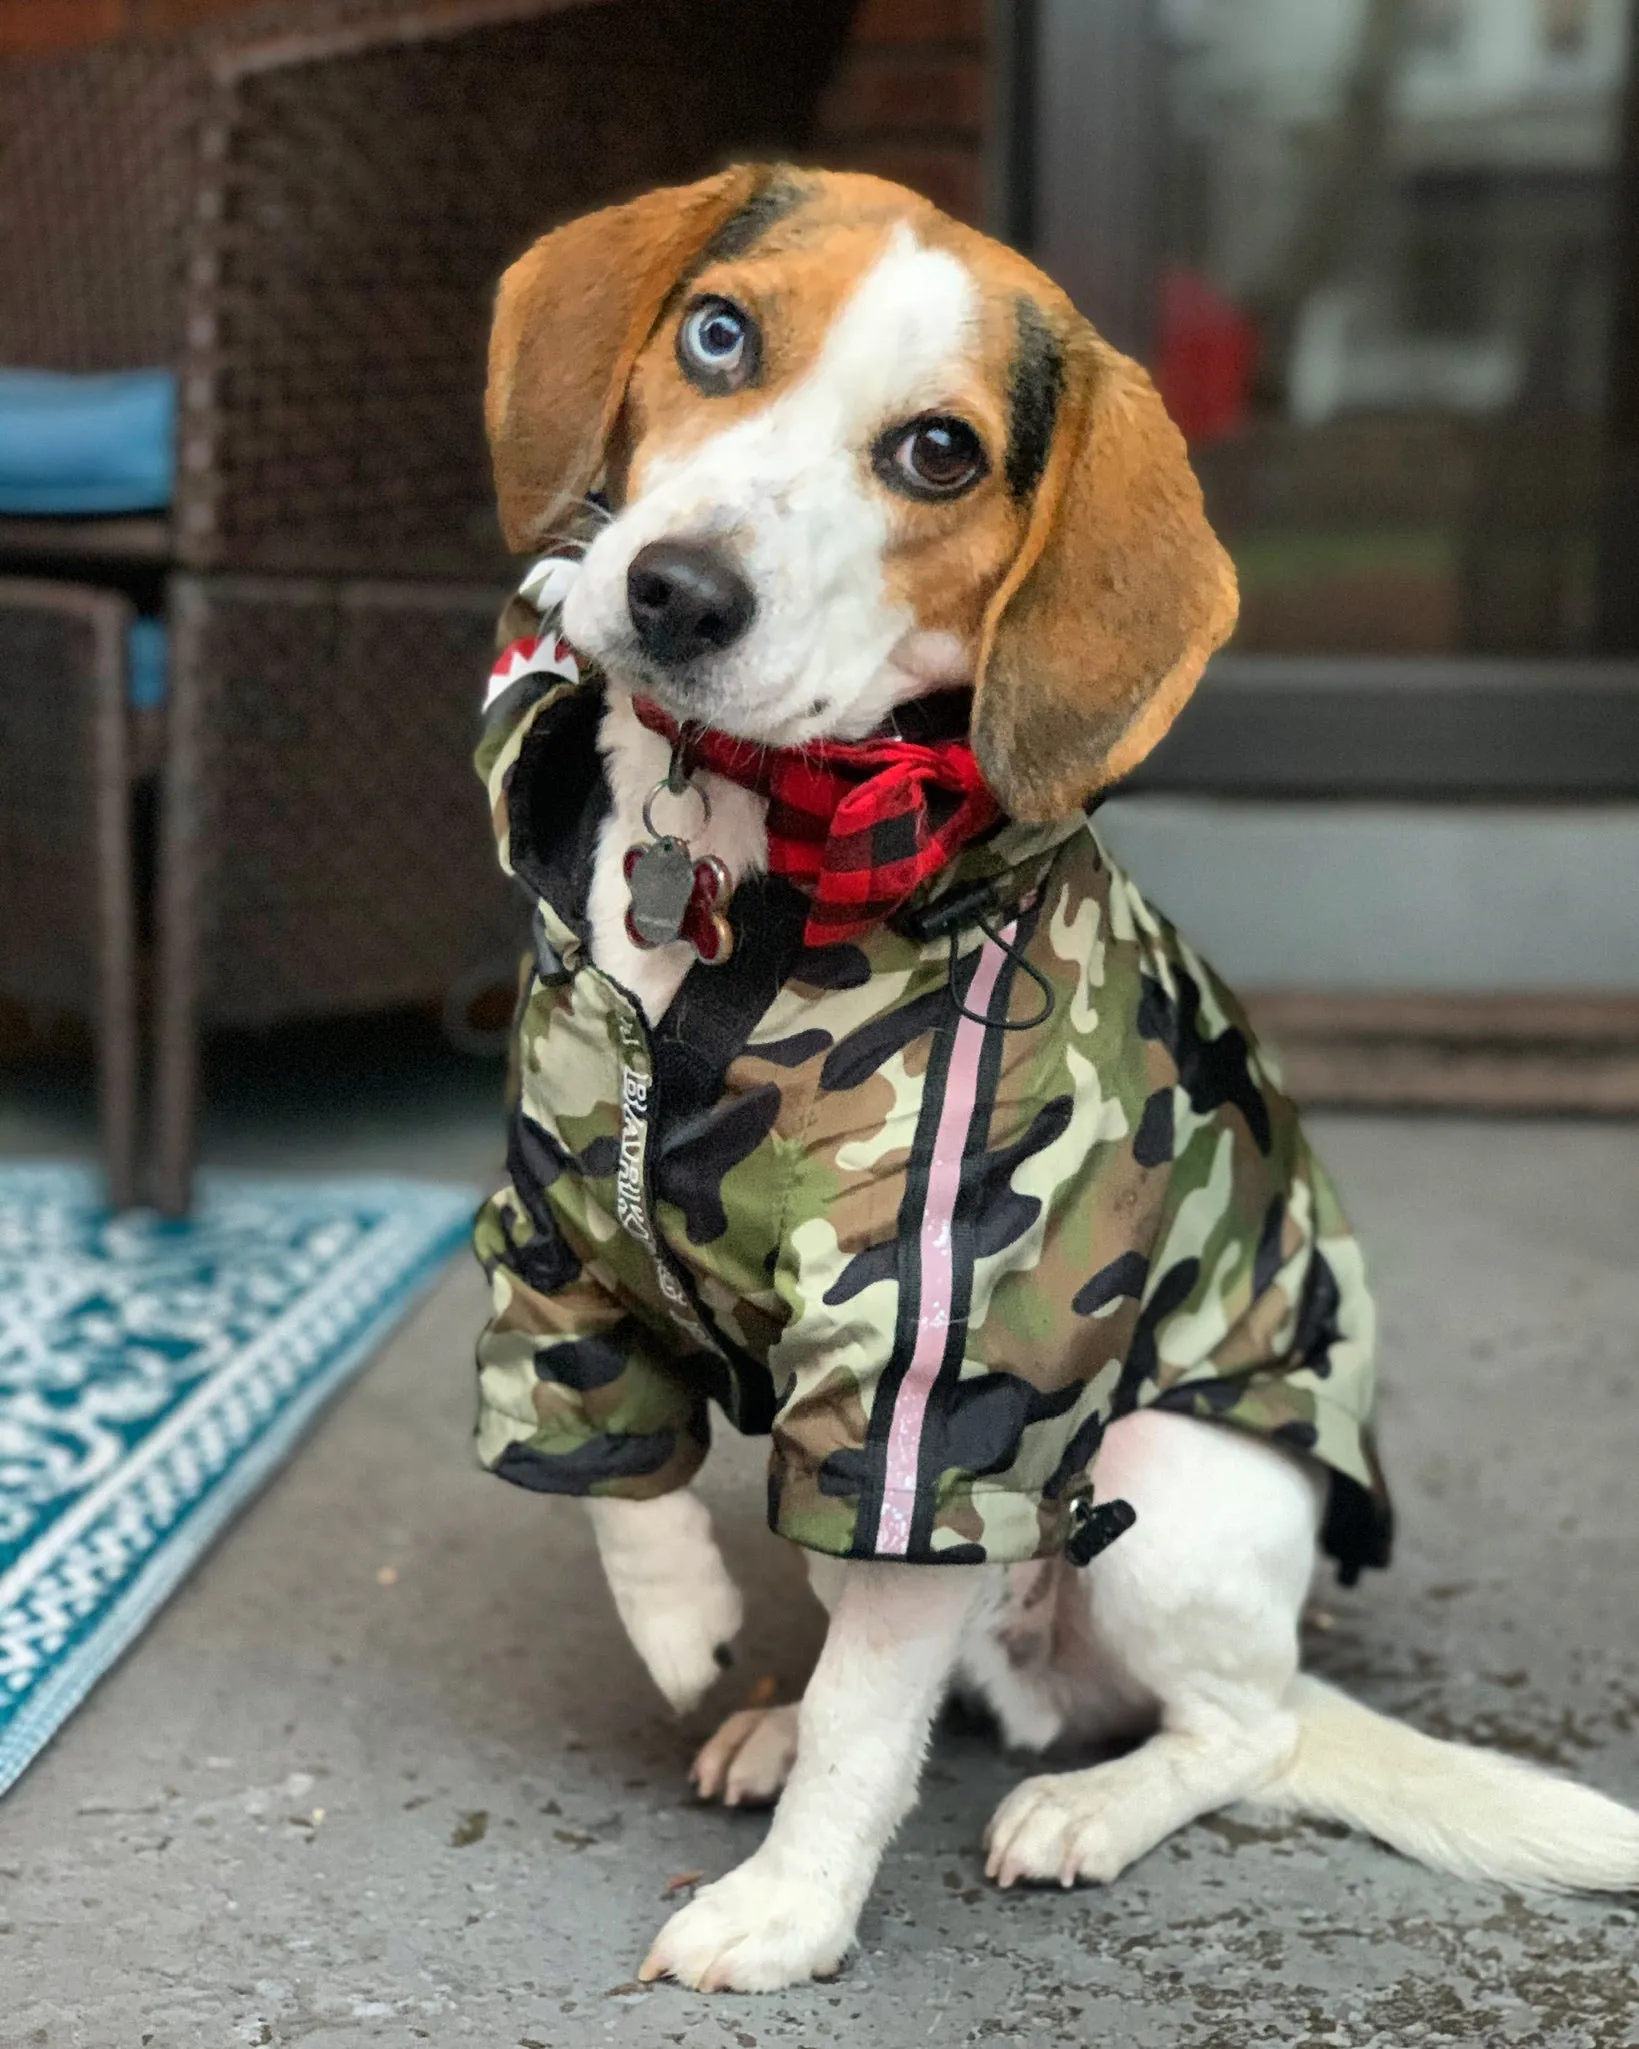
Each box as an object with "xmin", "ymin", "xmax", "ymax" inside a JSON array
[{"xmin": 4, "ymin": 1031, "xmax": 1639, "ymax": 2046}]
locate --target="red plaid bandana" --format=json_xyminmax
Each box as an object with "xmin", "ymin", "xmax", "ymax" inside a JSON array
[{"xmin": 632, "ymin": 696, "xmax": 1001, "ymax": 946}]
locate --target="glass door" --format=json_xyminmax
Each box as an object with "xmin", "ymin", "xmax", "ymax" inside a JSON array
[{"xmin": 1024, "ymin": 0, "xmax": 1639, "ymax": 794}]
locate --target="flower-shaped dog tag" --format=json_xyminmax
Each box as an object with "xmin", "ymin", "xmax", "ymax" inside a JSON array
[{"xmin": 679, "ymin": 856, "xmax": 734, "ymax": 964}]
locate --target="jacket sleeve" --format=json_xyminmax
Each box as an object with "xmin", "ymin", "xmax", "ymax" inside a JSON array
[{"xmin": 472, "ymin": 1182, "xmax": 711, "ymax": 1501}]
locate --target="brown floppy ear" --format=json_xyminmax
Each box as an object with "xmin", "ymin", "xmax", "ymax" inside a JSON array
[
  {"xmin": 971, "ymin": 324, "xmax": 1238, "ymax": 822},
  {"xmin": 486, "ymin": 165, "xmax": 775, "ymax": 553}
]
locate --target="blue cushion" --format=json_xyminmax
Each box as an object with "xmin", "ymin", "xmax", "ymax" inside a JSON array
[
  {"xmin": 0, "ymin": 369, "xmax": 176, "ymax": 515},
  {"xmin": 127, "ymin": 618, "xmax": 167, "ymax": 711}
]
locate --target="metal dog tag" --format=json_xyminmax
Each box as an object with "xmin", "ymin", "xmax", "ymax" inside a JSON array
[{"xmin": 625, "ymin": 835, "xmax": 696, "ymax": 947}]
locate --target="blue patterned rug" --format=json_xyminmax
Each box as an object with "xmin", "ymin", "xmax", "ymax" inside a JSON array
[{"xmin": 0, "ymin": 1165, "xmax": 476, "ymax": 1797}]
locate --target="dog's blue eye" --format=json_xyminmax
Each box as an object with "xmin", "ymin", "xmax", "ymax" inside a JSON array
[
  {"xmin": 691, "ymin": 308, "xmax": 743, "ymax": 361},
  {"xmin": 678, "ymin": 297, "xmax": 756, "ymax": 390}
]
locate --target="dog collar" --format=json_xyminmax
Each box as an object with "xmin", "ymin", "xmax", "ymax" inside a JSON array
[{"xmin": 629, "ymin": 695, "xmax": 1001, "ymax": 954}]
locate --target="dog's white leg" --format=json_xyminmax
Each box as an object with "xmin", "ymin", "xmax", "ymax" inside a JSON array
[
  {"xmin": 641, "ymin": 1558, "xmax": 986, "ymax": 1992},
  {"xmin": 587, "ymin": 1491, "xmax": 743, "ymax": 1715},
  {"xmin": 688, "ymin": 1550, "xmax": 846, "ymax": 1808},
  {"xmin": 984, "ymin": 1410, "xmax": 1319, "ymax": 1888}
]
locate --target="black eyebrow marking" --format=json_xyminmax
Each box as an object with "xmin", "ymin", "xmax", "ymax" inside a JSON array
[
  {"xmin": 694, "ymin": 170, "xmax": 810, "ymax": 273},
  {"xmin": 1005, "ymin": 295, "xmax": 1064, "ymax": 499}
]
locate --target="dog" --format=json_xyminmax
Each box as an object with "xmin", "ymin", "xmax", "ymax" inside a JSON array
[{"xmin": 471, "ymin": 164, "xmax": 1639, "ymax": 1994}]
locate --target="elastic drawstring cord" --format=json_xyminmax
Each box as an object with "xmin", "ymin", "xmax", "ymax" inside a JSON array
[{"xmin": 946, "ymin": 908, "xmax": 1055, "ymax": 1032}]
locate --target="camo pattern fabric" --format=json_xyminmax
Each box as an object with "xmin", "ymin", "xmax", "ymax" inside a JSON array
[{"xmin": 471, "ymin": 612, "xmax": 1392, "ymax": 1581}]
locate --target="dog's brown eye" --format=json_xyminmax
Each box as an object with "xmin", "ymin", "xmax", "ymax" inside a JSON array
[
  {"xmin": 677, "ymin": 296, "xmax": 758, "ymax": 393},
  {"xmin": 878, "ymin": 416, "xmax": 988, "ymax": 500}
]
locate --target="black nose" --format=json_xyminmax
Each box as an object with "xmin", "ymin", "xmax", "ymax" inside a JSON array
[{"xmin": 626, "ymin": 540, "xmax": 755, "ymax": 667}]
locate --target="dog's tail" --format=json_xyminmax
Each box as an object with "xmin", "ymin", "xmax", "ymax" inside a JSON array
[{"xmin": 1248, "ymin": 1675, "xmax": 1639, "ymax": 1892}]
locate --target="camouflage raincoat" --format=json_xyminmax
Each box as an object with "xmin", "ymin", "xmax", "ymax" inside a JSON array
[{"xmin": 472, "ymin": 599, "xmax": 1392, "ymax": 1583}]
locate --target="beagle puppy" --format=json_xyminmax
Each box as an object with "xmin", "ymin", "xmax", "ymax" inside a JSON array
[{"xmin": 475, "ymin": 165, "xmax": 1639, "ymax": 1995}]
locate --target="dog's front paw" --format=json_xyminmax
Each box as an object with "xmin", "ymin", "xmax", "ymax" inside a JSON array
[
  {"xmin": 639, "ymin": 1853, "xmax": 854, "ymax": 1992},
  {"xmin": 613, "ymin": 1563, "xmax": 742, "ymax": 1716},
  {"xmin": 983, "ymin": 1773, "xmax": 1128, "ymax": 1889},
  {"xmin": 691, "ymin": 1703, "xmax": 800, "ymax": 1807},
  {"xmin": 591, "ymin": 1493, "xmax": 744, "ymax": 1715}
]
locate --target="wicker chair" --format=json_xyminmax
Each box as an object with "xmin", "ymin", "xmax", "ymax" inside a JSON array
[
  {"xmin": 0, "ymin": 0, "xmax": 858, "ymax": 1214},
  {"xmin": 0, "ymin": 582, "xmax": 138, "ymax": 1206}
]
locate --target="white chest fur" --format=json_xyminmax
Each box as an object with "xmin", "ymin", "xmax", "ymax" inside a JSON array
[{"xmin": 586, "ymin": 691, "xmax": 771, "ymax": 1023}]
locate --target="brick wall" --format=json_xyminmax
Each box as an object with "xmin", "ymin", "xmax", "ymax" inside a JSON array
[
  {"xmin": 0, "ymin": 0, "xmax": 991, "ymax": 223},
  {"xmin": 810, "ymin": 0, "xmax": 989, "ymax": 226}
]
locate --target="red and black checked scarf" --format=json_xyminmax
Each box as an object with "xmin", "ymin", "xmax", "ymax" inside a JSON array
[{"xmin": 632, "ymin": 696, "xmax": 1001, "ymax": 947}]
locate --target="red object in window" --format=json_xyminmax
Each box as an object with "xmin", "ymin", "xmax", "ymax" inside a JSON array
[{"xmin": 1156, "ymin": 267, "xmax": 1259, "ymax": 444}]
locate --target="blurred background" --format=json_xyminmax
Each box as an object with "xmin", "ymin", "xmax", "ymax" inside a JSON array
[{"xmin": 1, "ymin": 0, "xmax": 1636, "ymax": 1214}]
